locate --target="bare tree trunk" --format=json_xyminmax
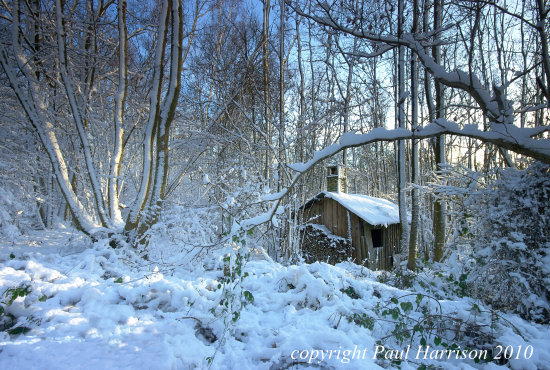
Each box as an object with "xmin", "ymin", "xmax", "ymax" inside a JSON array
[
  {"xmin": 263, "ymin": 0, "xmax": 272, "ymax": 184},
  {"xmin": 307, "ymin": 11, "xmax": 317, "ymax": 123},
  {"xmin": 536, "ymin": 0, "xmax": 550, "ymax": 105},
  {"xmin": 521, "ymin": 0, "xmax": 528, "ymax": 129},
  {"xmin": 433, "ymin": 0, "xmax": 446, "ymax": 262},
  {"xmin": 55, "ymin": 0, "xmax": 111, "ymax": 228},
  {"xmin": 278, "ymin": 0, "xmax": 285, "ymax": 192},
  {"xmin": 342, "ymin": 38, "xmax": 358, "ymax": 169},
  {"xmin": 0, "ymin": 0, "xmax": 97, "ymax": 233},
  {"xmin": 295, "ymin": 5, "xmax": 305, "ymax": 164},
  {"xmin": 126, "ymin": 0, "xmax": 203, "ymax": 243},
  {"xmin": 397, "ymin": 0, "xmax": 409, "ymax": 256},
  {"xmin": 125, "ymin": 0, "xmax": 170, "ymax": 234},
  {"xmin": 109, "ymin": 0, "xmax": 127, "ymax": 227},
  {"xmin": 142, "ymin": 0, "xmax": 186, "ymax": 234},
  {"xmin": 408, "ymin": 0, "xmax": 420, "ymax": 271}
]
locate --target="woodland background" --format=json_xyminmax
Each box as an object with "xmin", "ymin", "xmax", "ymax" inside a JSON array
[{"xmin": 0, "ymin": 1, "xmax": 549, "ymax": 365}]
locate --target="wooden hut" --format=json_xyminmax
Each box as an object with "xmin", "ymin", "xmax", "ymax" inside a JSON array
[{"xmin": 298, "ymin": 165, "xmax": 401, "ymax": 270}]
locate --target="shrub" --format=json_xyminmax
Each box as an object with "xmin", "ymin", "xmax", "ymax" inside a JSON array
[{"xmin": 465, "ymin": 162, "xmax": 550, "ymax": 322}]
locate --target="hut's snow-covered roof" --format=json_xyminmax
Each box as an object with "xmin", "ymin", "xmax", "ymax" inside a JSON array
[{"xmin": 307, "ymin": 191, "xmax": 400, "ymax": 227}]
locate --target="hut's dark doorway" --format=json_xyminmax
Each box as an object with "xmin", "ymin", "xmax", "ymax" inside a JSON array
[{"xmin": 371, "ymin": 229, "xmax": 382, "ymax": 248}]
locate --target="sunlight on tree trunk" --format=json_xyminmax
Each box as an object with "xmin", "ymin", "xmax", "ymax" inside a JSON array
[{"xmin": 397, "ymin": 0, "xmax": 410, "ymax": 258}]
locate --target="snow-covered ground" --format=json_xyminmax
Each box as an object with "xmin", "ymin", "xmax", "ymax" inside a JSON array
[{"xmin": 1, "ymin": 225, "xmax": 549, "ymax": 369}]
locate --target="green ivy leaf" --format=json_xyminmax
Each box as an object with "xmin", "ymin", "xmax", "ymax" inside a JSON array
[
  {"xmin": 7, "ymin": 326, "xmax": 31, "ymax": 335},
  {"xmin": 400, "ymin": 301, "xmax": 413, "ymax": 313},
  {"xmin": 391, "ymin": 297, "xmax": 398, "ymax": 304},
  {"xmin": 38, "ymin": 295, "xmax": 47, "ymax": 302},
  {"xmin": 114, "ymin": 277, "xmax": 123, "ymax": 283},
  {"xmin": 420, "ymin": 337, "xmax": 427, "ymax": 346},
  {"xmin": 232, "ymin": 311, "xmax": 240, "ymax": 322},
  {"xmin": 434, "ymin": 336, "xmax": 442, "ymax": 345},
  {"xmin": 243, "ymin": 290, "xmax": 254, "ymax": 304},
  {"xmin": 391, "ymin": 309, "xmax": 399, "ymax": 320}
]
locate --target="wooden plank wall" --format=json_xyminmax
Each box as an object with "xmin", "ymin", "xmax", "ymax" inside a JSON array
[
  {"xmin": 322, "ymin": 198, "xmax": 349, "ymax": 237},
  {"xmin": 350, "ymin": 213, "xmax": 362, "ymax": 262},
  {"xmin": 301, "ymin": 197, "xmax": 400, "ymax": 271},
  {"xmin": 324, "ymin": 198, "xmax": 334, "ymax": 233},
  {"xmin": 384, "ymin": 223, "xmax": 401, "ymax": 256},
  {"xmin": 338, "ymin": 200, "xmax": 348, "ymax": 238},
  {"xmin": 303, "ymin": 201, "xmax": 323, "ymax": 226}
]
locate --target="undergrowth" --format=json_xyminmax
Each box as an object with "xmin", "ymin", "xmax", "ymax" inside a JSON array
[{"xmin": 0, "ymin": 283, "xmax": 34, "ymax": 336}]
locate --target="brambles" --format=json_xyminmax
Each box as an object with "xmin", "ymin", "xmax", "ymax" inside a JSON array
[
  {"xmin": 3, "ymin": 284, "xmax": 31, "ymax": 305},
  {"xmin": 207, "ymin": 234, "xmax": 254, "ymax": 366},
  {"xmin": 346, "ymin": 313, "xmax": 374, "ymax": 330},
  {"xmin": 340, "ymin": 286, "xmax": 360, "ymax": 299},
  {"xmin": 1, "ymin": 283, "xmax": 32, "ymax": 335},
  {"xmin": 346, "ymin": 293, "xmax": 499, "ymax": 366}
]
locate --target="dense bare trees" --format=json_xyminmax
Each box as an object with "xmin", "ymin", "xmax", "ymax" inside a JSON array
[
  {"xmin": 284, "ymin": 0, "xmax": 549, "ymax": 266},
  {"xmin": 0, "ymin": 0, "xmax": 211, "ymax": 242},
  {"xmin": 0, "ymin": 0, "xmax": 548, "ymax": 264}
]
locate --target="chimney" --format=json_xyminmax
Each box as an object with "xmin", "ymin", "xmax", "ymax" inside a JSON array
[{"xmin": 326, "ymin": 164, "xmax": 347, "ymax": 193}]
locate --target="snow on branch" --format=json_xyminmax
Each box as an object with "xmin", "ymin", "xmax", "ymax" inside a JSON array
[
  {"xmin": 239, "ymin": 121, "xmax": 550, "ymax": 231},
  {"xmin": 288, "ymin": 1, "xmax": 530, "ymax": 127}
]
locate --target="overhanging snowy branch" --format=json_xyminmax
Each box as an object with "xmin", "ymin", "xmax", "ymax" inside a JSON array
[
  {"xmin": 288, "ymin": 1, "xmax": 546, "ymax": 126},
  {"xmin": 240, "ymin": 121, "xmax": 550, "ymax": 231}
]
